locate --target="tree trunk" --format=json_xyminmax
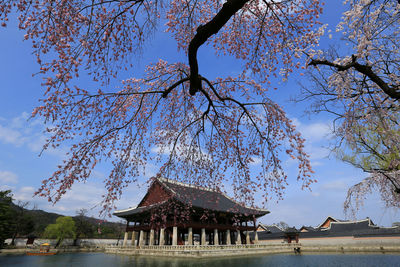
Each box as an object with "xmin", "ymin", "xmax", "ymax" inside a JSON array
[
  {"xmin": 10, "ymin": 232, "xmax": 17, "ymax": 246},
  {"xmin": 55, "ymin": 238, "xmax": 62, "ymax": 248}
]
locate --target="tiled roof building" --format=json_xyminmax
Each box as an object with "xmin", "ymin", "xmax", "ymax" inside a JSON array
[{"xmin": 114, "ymin": 177, "xmax": 269, "ymax": 246}]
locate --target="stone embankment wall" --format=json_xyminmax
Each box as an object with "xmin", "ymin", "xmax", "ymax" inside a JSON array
[
  {"xmin": 0, "ymin": 247, "xmax": 104, "ymax": 255},
  {"xmin": 258, "ymin": 236, "xmax": 400, "ymax": 253},
  {"xmin": 4, "ymin": 238, "xmax": 120, "ymax": 247},
  {"xmin": 105, "ymin": 244, "xmax": 300, "ymax": 258},
  {"xmin": 4, "ymin": 237, "xmax": 400, "ymax": 257}
]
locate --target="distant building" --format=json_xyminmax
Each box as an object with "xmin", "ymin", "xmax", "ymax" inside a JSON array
[
  {"xmin": 257, "ymin": 223, "xmax": 284, "ymax": 233},
  {"xmin": 299, "ymin": 217, "xmax": 400, "ymax": 240},
  {"xmin": 316, "ymin": 216, "xmax": 349, "ymax": 230},
  {"xmin": 299, "ymin": 226, "xmax": 316, "ymax": 232},
  {"xmin": 114, "ymin": 177, "xmax": 269, "ymax": 246},
  {"xmin": 255, "ymin": 217, "xmax": 400, "ymax": 243},
  {"xmin": 252, "ymin": 224, "xmax": 285, "ymax": 242}
]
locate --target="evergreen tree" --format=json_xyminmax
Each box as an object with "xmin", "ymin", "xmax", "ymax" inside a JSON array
[{"xmin": 0, "ymin": 190, "xmax": 16, "ymax": 248}]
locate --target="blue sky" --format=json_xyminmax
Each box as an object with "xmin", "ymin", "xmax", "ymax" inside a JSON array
[{"xmin": 0, "ymin": 2, "xmax": 398, "ymax": 227}]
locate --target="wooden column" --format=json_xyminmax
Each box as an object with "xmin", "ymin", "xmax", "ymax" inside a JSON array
[
  {"xmin": 246, "ymin": 230, "xmax": 250, "ymax": 244},
  {"xmin": 149, "ymin": 229, "xmax": 155, "ymax": 245},
  {"xmin": 188, "ymin": 227, "xmax": 193, "ymax": 245},
  {"xmin": 201, "ymin": 228, "xmax": 206, "ymax": 245},
  {"xmin": 214, "ymin": 229, "xmax": 219, "ymax": 245},
  {"xmin": 226, "ymin": 229, "xmax": 231, "ymax": 245},
  {"xmin": 172, "ymin": 226, "xmax": 178, "ymax": 246}
]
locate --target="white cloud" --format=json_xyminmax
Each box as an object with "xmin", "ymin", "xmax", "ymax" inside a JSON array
[
  {"xmin": 311, "ymin": 192, "xmax": 321, "ymax": 197},
  {"xmin": 0, "ymin": 112, "xmax": 39, "ymax": 147},
  {"xmin": 8, "ymin": 168, "xmax": 145, "ymax": 219},
  {"xmin": 0, "ymin": 184, "xmax": 15, "ymax": 191},
  {"xmin": 27, "ymin": 134, "xmax": 47, "ymax": 153},
  {"xmin": 0, "ymin": 125, "xmax": 26, "ymax": 146},
  {"xmin": 12, "ymin": 186, "xmax": 35, "ymax": 203},
  {"xmin": 300, "ymin": 122, "xmax": 332, "ymax": 142},
  {"xmin": 11, "ymin": 181, "xmax": 106, "ymax": 215},
  {"xmin": 288, "ymin": 118, "xmax": 333, "ymax": 162},
  {"xmin": 308, "ymin": 145, "xmax": 330, "ymax": 160},
  {"xmin": 142, "ymin": 162, "xmax": 159, "ymax": 179},
  {"xmin": 20, "ymin": 186, "xmax": 34, "ymax": 193},
  {"xmin": 250, "ymin": 156, "xmax": 262, "ymax": 166},
  {"xmin": 311, "ymin": 161, "xmax": 323, "ymax": 167},
  {"xmin": 0, "ymin": 112, "xmax": 68, "ymax": 159},
  {"xmin": 150, "ymin": 144, "xmax": 171, "ymax": 155},
  {"xmin": 10, "ymin": 112, "xmax": 30, "ymax": 129},
  {"xmin": 0, "ymin": 170, "xmax": 19, "ymax": 184},
  {"xmin": 292, "ymin": 118, "xmax": 332, "ymax": 143},
  {"xmin": 321, "ymin": 180, "xmax": 348, "ymax": 191}
]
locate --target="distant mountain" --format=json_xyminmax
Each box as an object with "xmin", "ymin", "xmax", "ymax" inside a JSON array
[{"xmin": 9, "ymin": 202, "xmax": 124, "ymax": 238}]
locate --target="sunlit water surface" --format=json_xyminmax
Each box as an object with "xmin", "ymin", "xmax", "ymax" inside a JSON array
[{"xmin": 1, "ymin": 253, "xmax": 400, "ymax": 267}]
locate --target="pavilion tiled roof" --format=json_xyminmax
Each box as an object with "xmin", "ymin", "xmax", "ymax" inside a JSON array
[
  {"xmin": 113, "ymin": 201, "xmax": 167, "ymax": 217},
  {"xmin": 114, "ymin": 177, "xmax": 269, "ymax": 218}
]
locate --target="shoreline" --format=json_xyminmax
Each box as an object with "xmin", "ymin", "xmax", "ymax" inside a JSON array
[
  {"xmin": 1, "ymin": 245, "xmax": 400, "ymax": 258},
  {"xmin": 0, "ymin": 247, "xmax": 105, "ymax": 255},
  {"xmin": 2, "ymin": 238, "xmax": 400, "ymax": 258},
  {"xmin": 104, "ymin": 243, "xmax": 400, "ymax": 258}
]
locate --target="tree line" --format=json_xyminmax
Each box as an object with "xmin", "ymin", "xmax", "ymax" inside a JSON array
[{"xmin": 0, "ymin": 190, "xmax": 125, "ymax": 248}]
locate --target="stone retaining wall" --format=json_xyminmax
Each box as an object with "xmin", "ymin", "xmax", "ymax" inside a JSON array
[
  {"xmin": 4, "ymin": 238, "xmax": 120, "ymax": 248},
  {"xmin": 105, "ymin": 237, "xmax": 400, "ymax": 258},
  {"xmin": 0, "ymin": 247, "xmax": 105, "ymax": 255},
  {"xmin": 105, "ymin": 244, "xmax": 300, "ymax": 258},
  {"xmin": 3, "ymin": 237, "xmax": 400, "ymax": 257},
  {"xmin": 299, "ymin": 236, "xmax": 400, "ymax": 246}
]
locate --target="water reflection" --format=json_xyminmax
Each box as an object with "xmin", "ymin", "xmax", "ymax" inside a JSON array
[{"xmin": 1, "ymin": 253, "xmax": 400, "ymax": 267}]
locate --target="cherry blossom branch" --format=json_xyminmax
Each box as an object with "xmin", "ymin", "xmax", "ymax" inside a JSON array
[
  {"xmin": 188, "ymin": 0, "xmax": 250, "ymax": 95},
  {"xmin": 309, "ymin": 56, "xmax": 400, "ymax": 101}
]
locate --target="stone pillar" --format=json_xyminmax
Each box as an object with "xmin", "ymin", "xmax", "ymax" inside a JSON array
[
  {"xmin": 138, "ymin": 230, "xmax": 144, "ymax": 246},
  {"xmin": 122, "ymin": 231, "xmax": 128, "ymax": 247},
  {"xmin": 159, "ymin": 228, "xmax": 165, "ymax": 246},
  {"xmin": 188, "ymin": 227, "xmax": 193, "ymax": 245},
  {"xmin": 201, "ymin": 228, "xmax": 206, "ymax": 245},
  {"xmin": 254, "ymin": 231, "xmax": 259, "ymax": 244},
  {"xmin": 246, "ymin": 231, "xmax": 250, "ymax": 244},
  {"xmin": 172, "ymin": 226, "xmax": 178, "ymax": 246},
  {"xmin": 226, "ymin": 229, "xmax": 231, "ymax": 245},
  {"xmin": 236, "ymin": 230, "xmax": 242, "ymax": 245},
  {"xmin": 131, "ymin": 231, "xmax": 136, "ymax": 246},
  {"xmin": 214, "ymin": 229, "xmax": 219, "ymax": 245},
  {"xmin": 149, "ymin": 229, "xmax": 155, "ymax": 245}
]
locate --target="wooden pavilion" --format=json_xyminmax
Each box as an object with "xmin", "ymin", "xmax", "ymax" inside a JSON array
[{"xmin": 114, "ymin": 177, "xmax": 269, "ymax": 246}]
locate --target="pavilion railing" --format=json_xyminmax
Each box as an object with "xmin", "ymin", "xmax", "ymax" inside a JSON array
[{"xmin": 107, "ymin": 243, "xmax": 301, "ymax": 250}]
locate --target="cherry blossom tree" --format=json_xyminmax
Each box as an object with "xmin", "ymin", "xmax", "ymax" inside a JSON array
[
  {"xmin": 302, "ymin": 0, "xmax": 400, "ymax": 215},
  {"xmin": 0, "ymin": 0, "xmax": 323, "ymax": 214}
]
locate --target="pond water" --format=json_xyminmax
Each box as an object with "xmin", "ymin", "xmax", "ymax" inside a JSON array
[{"xmin": 1, "ymin": 253, "xmax": 400, "ymax": 267}]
